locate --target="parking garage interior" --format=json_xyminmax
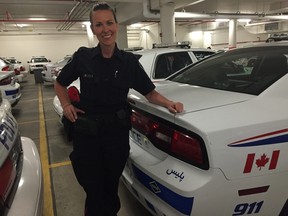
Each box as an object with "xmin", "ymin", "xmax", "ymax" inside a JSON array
[{"xmin": 1, "ymin": 0, "xmax": 288, "ymax": 215}]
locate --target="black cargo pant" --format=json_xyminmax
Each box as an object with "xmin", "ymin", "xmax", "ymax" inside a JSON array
[{"xmin": 70, "ymin": 122, "xmax": 130, "ymax": 216}]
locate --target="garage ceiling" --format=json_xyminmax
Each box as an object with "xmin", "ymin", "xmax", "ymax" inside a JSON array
[{"xmin": 0, "ymin": 0, "xmax": 287, "ymax": 35}]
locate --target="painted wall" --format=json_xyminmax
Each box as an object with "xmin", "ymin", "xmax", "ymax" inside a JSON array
[{"xmin": 0, "ymin": 34, "xmax": 89, "ymax": 68}]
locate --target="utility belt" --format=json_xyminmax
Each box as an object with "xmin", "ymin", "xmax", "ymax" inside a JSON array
[{"xmin": 62, "ymin": 107, "xmax": 132, "ymax": 139}]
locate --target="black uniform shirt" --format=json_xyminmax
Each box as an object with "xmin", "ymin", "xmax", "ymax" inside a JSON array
[{"xmin": 56, "ymin": 44, "xmax": 155, "ymax": 114}]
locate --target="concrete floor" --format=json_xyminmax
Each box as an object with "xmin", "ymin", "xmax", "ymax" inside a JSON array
[{"xmin": 13, "ymin": 73, "xmax": 153, "ymax": 216}]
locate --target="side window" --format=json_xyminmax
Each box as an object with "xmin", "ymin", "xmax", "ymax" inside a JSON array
[{"xmin": 154, "ymin": 52, "xmax": 192, "ymax": 79}]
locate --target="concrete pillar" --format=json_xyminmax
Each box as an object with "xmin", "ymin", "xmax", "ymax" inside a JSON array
[
  {"xmin": 117, "ymin": 24, "xmax": 128, "ymax": 49},
  {"xmin": 160, "ymin": 1, "xmax": 175, "ymax": 44},
  {"xmin": 228, "ymin": 19, "xmax": 237, "ymax": 48},
  {"xmin": 86, "ymin": 23, "xmax": 96, "ymax": 47}
]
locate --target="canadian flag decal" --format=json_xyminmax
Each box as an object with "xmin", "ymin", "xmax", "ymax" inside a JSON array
[{"xmin": 243, "ymin": 150, "xmax": 280, "ymax": 173}]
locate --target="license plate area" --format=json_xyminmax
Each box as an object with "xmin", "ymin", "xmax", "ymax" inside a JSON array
[{"xmin": 130, "ymin": 128, "xmax": 150, "ymax": 149}]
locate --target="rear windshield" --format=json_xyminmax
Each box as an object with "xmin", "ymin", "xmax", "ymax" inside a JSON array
[{"xmin": 169, "ymin": 48, "xmax": 288, "ymax": 95}]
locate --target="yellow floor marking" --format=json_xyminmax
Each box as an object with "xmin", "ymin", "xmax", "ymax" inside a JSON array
[
  {"xmin": 38, "ymin": 84, "xmax": 55, "ymax": 216},
  {"xmin": 50, "ymin": 161, "xmax": 72, "ymax": 168}
]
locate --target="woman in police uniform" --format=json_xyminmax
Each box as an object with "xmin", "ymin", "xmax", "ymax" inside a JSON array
[{"xmin": 54, "ymin": 2, "xmax": 183, "ymax": 216}]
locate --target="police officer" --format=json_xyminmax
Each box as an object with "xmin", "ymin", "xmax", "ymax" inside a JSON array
[{"xmin": 54, "ymin": 2, "xmax": 183, "ymax": 216}]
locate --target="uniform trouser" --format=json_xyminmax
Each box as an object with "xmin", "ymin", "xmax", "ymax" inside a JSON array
[{"xmin": 70, "ymin": 125, "xmax": 130, "ymax": 216}]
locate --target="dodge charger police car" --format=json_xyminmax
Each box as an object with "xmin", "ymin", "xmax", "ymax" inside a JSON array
[{"xmin": 122, "ymin": 42, "xmax": 288, "ymax": 216}]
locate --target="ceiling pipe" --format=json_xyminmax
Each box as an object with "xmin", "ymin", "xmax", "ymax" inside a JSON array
[
  {"xmin": 57, "ymin": 1, "xmax": 82, "ymax": 30},
  {"xmin": 57, "ymin": 0, "xmax": 94, "ymax": 31},
  {"xmin": 62, "ymin": 1, "xmax": 91, "ymax": 30},
  {"xmin": 56, "ymin": 1, "xmax": 81, "ymax": 29}
]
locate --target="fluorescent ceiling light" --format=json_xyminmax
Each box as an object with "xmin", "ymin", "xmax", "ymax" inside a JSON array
[
  {"xmin": 238, "ymin": 19, "xmax": 251, "ymax": 22},
  {"xmin": 266, "ymin": 15, "xmax": 288, "ymax": 20},
  {"xmin": 16, "ymin": 24, "xmax": 30, "ymax": 27},
  {"xmin": 129, "ymin": 23, "xmax": 143, "ymax": 28},
  {"xmin": 28, "ymin": 18, "xmax": 47, "ymax": 20},
  {"xmin": 175, "ymin": 12, "xmax": 208, "ymax": 18},
  {"xmin": 215, "ymin": 19, "xmax": 230, "ymax": 22}
]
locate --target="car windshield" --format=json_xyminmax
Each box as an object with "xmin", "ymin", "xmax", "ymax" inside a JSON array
[
  {"xmin": 169, "ymin": 47, "xmax": 288, "ymax": 95},
  {"xmin": 31, "ymin": 58, "xmax": 48, "ymax": 63}
]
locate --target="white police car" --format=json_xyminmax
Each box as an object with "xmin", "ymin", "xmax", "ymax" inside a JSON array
[
  {"xmin": 122, "ymin": 42, "xmax": 288, "ymax": 216},
  {"xmin": 0, "ymin": 96, "xmax": 43, "ymax": 216},
  {"xmin": 42, "ymin": 55, "xmax": 72, "ymax": 83},
  {"xmin": 0, "ymin": 71, "xmax": 21, "ymax": 107},
  {"xmin": 27, "ymin": 56, "xmax": 50, "ymax": 74}
]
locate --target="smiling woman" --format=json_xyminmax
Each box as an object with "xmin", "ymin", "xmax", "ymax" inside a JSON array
[{"xmin": 54, "ymin": 2, "xmax": 183, "ymax": 216}]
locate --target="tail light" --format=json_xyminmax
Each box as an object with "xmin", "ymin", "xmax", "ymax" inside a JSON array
[
  {"xmin": 19, "ymin": 66, "xmax": 25, "ymax": 71},
  {"xmin": 0, "ymin": 158, "xmax": 16, "ymax": 208},
  {"xmin": 1, "ymin": 66, "xmax": 10, "ymax": 72},
  {"xmin": 14, "ymin": 69, "xmax": 20, "ymax": 75},
  {"xmin": 0, "ymin": 77, "xmax": 12, "ymax": 85},
  {"xmin": 131, "ymin": 109, "xmax": 209, "ymax": 169}
]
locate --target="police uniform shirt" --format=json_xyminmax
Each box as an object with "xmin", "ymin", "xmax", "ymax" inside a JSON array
[{"xmin": 56, "ymin": 44, "xmax": 155, "ymax": 114}]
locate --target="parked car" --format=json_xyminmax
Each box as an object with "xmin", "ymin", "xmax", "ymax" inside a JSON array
[
  {"xmin": 0, "ymin": 58, "xmax": 24, "ymax": 83},
  {"xmin": 0, "ymin": 71, "xmax": 21, "ymax": 107},
  {"xmin": 42, "ymin": 55, "xmax": 72, "ymax": 83},
  {"xmin": 53, "ymin": 78, "xmax": 79, "ymax": 119},
  {"xmin": 121, "ymin": 42, "xmax": 288, "ymax": 216},
  {"xmin": 266, "ymin": 33, "xmax": 288, "ymax": 42},
  {"xmin": 0, "ymin": 95, "xmax": 43, "ymax": 216},
  {"xmin": 4, "ymin": 57, "xmax": 28, "ymax": 82},
  {"xmin": 131, "ymin": 46, "xmax": 215, "ymax": 81},
  {"xmin": 27, "ymin": 56, "xmax": 50, "ymax": 74}
]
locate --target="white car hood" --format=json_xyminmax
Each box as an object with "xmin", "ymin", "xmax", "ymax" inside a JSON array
[{"xmin": 130, "ymin": 81, "xmax": 254, "ymax": 113}]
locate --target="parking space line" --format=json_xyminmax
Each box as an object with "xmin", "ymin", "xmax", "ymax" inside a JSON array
[
  {"xmin": 38, "ymin": 85, "xmax": 55, "ymax": 216},
  {"xmin": 50, "ymin": 161, "xmax": 71, "ymax": 168}
]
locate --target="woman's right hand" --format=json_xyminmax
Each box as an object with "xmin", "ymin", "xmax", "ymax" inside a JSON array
[{"xmin": 63, "ymin": 104, "xmax": 85, "ymax": 122}]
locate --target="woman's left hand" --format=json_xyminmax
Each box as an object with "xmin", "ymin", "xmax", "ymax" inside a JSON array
[{"xmin": 167, "ymin": 102, "xmax": 184, "ymax": 113}]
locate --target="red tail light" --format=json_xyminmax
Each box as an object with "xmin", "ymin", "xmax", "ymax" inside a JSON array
[
  {"xmin": 1, "ymin": 66, "xmax": 10, "ymax": 72},
  {"xmin": 0, "ymin": 158, "xmax": 16, "ymax": 205},
  {"xmin": 0, "ymin": 77, "xmax": 12, "ymax": 85},
  {"xmin": 19, "ymin": 66, "xmax": 25, "ymax": 71},
  {"xmin": 131, "ymin": 109, "xmax": 209, "ymax": 169},
  {"xmin": 14, "ymin": 69, "xmax": 20, "ymax": 75}
]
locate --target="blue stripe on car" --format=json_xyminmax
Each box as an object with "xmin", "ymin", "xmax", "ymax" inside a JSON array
[
  {"xmin": 132, "ymin": 164, "xmax": 194, "ymax": 215},
  {"xmin": 5, "ymin": 89, "xmax": 19, "ymax": 96},
  {"xmin": 228, "ymin": 134, "xmax": 288, "ymax": 147}
]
